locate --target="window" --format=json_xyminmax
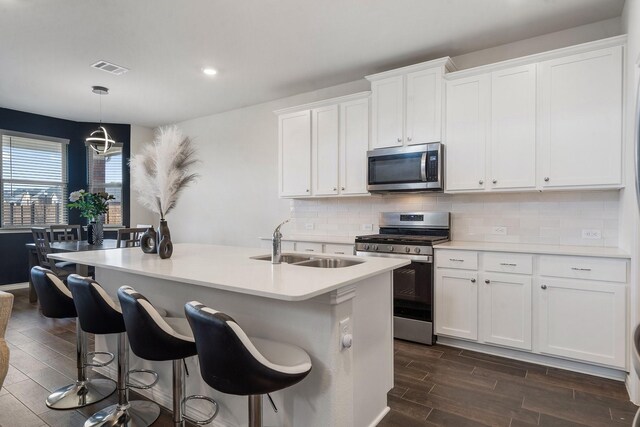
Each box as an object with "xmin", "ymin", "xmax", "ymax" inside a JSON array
[
  {"xmin": 1, "ymin": 131, "xmax": 69, "ymax": 227},
  {"xmin": 87, "ymin": 144, "xmax": 123, "ymax": 225}
]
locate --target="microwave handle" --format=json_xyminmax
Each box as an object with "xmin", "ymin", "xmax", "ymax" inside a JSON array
[{"xmin": 420, "ymin": 152, "xmax": 427, "ymax": 182}]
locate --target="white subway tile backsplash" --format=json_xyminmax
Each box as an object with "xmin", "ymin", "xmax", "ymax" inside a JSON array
[{"xmin": 290, "ymin": 190, "xmax": 620, "ymax": 248}]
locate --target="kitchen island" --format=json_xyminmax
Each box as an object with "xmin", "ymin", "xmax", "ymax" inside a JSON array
[{"xmin": 49, "ymin": 244, "xmax": 408, "ymax": 427}]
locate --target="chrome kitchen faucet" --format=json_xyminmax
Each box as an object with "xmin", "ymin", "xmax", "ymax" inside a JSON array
[{"xmin": 272, "ymin": 219, "xmax": 290, "ymax": 264}]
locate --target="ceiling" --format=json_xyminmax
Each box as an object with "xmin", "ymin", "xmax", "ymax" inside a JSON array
[{"xmin": 0, "ymin": 0, "xmax": 626, "ymax": 128}]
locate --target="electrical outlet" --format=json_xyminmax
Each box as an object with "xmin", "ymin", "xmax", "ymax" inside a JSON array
[
  {"xmin": 491, "ymin": 226, "xmax": 507, "ymax": 236},
  {"xmin": 582, "ymin": 229, "xmax": 602, "ymax": 239},
  {"xmin": 304, "ymin": 223, "xmax": 314, "ymax": 230},
  {"xmin": 361, "ymin": 224, "xmax": 373, "ymax": 231}
]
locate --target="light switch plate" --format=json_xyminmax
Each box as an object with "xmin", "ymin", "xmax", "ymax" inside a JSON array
[
  {"xmin": 361, "ymin": 224, "xmax": 373, "ymax": 231},
  {"xmin": 304, "ymin": 223, "xmax": 314, "ymax": 230},
  {"xmin": 491, "ymin": 226, "xmax": 507, "ymax": 236},
  {"xmin": 582, "ymin": 229, "xmax": 602, "ymax": 239}
]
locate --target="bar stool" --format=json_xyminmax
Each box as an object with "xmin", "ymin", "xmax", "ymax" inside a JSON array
[
  {"xmin": 184, "ymin": 301, "xmax": 312, "ymax": 427},
  {"xmin": 117, "ymin": 286, "xmax": 218, "ymax": 427},
  {"xmin": 68, "ymin": 275, "xmax": 161, "ymax": 427},
  {"xmin": 29, "ymin": 267, "xmax": 116, "ymax": 409}
]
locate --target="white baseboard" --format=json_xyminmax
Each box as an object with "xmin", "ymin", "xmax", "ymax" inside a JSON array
[
  {"xmin": 368, "ymin": 406, "xmax": 390, "ymax": 427},
  {"xmin": 0, "ymin": 282, "xmax": 29, "ymax": 291}
]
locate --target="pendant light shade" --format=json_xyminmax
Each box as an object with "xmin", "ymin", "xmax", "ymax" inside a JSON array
[{"xmin": 86, "ymin": 86, "xmax": 115, "ymax": 155}]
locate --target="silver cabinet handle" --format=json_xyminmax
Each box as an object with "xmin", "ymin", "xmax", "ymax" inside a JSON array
[
  {"xmin": 341, "ymin": 187, "xmax": 345, "ymax": 190},
  {"xmin": 571, "ymin": 267, "xmax": 592, "ymax": 272},
  {"xmin": 306, "ymin": 189, "xmax": 310, "ymax": 192},
  {"xmin": 544, "ymin": 177, "xmax": 550, "ymax": 182},
  {"xmin": 333, "ymin": 187, "xmax": 337, "ymax": 191},
  {"xmin": 304, "ymin": 249, "xmax": 315, "ymax": 252},
  {"xmin": 470, "ymin": 278, "xmax": 476, "ymax": 283},
  {"xmin": 334, "ymin": 251, "xmax": 345, "ymax": 254},
  {"xmin": 397, "ymin": 137, "xmax": 402, "ymax": 143},
  {"xmin": 492, "ymin": 179, "xmax": 497, "ymax": 184},
  {"xmin": 449, "ymin": 258, "xmax": 464, "ymax": 262},
  {"xmin": 407, "ymin": 137, "xmax": 412, "ymax": 142},
  {"xmin": 479, "ymin": 180, "xmax": 484, "ymax": 185},
  {"xmin": 485, "ymin": 279, "xmax": 490, "ymax": 284},
  {"xmin": 541, "ymin": 284, "xmax": 547, "ymax": 290},
  {"xmin": 499, "ymin": 263, "xmax": 517, "ymax": 266}
]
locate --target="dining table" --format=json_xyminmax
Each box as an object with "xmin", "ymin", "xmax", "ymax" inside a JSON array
[{"xmin": 25, "ymin": 239, "xmax": 119, "ymax": 302}]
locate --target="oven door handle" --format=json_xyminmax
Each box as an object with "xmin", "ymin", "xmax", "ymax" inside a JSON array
[
  {"xmin": 420, "ymin": 152, "xmax": 427, "ymax": 182},
  {"xmin": 356, "ymin": 251, "xmax": 433, "ymax": 263}
]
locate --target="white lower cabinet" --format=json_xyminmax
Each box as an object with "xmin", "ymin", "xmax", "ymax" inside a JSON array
[
  {"xmin": 537, "ymin": 277, "xmax": 626, "ymax": 368},
  {"xmin": 435, "ymin": 269, "xmax": 478, "ymax": 340},
  {"xmin": 481, "ymin": 272, "xmax": 532, "ymax": 351},
  {"xmin": 435, "ymin": 248, "xmax": 628, "ymax": 370}
]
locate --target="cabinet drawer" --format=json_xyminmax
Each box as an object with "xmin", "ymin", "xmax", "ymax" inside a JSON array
[
  {"xmin": 436, "ymin": 250, "xmax": 478, "ymax": 270},
  {"xmin": 324, "ymin": 244, "xmax": 354, "ymax": 255},
  {"xmin": 539, "ymin": 256, "xmax": 627, "ymax": 283},
  {"xmin": 295, "ymin": 242, "xmax": 323, "ymax": 253},
  {"xmin": 484, "ymin": 253, "xmax": 533, "ymax": 275}
]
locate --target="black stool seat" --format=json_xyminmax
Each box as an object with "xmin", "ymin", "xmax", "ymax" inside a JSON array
[
  {"xmin": 68, "ymin": 276, "xmax": 160, "ymax": 427},
  {"xmin": 29, "ymin": 267, "xmax": 116, "ymax": 410},
  {"xmin": 184, "ymin": 301, "xmax": 312, "ymax": 395}
]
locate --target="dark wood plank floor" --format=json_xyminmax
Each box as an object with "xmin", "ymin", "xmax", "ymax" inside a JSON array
[
  {"xmin": 2, "ymin": 288, "xmax": 637, "ymax": 426},
  {"xmin": 379, "ymin": 339, "xmax": 637, "ymax": 427}
]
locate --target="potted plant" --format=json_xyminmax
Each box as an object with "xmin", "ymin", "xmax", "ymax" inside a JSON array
[{"xmin": 68, "ymin": 189, "xmax": 115, "ymax": 245}]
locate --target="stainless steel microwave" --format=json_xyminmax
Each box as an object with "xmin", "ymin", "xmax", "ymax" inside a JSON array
[{"xmin": 367, "ymin": 143, "xmax": 443, "ymax": 193}]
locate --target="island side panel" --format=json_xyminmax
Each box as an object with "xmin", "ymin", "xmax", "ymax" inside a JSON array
[{"xmin": 93, "ymin": 266, "xmax": 394, "ymax": 427}]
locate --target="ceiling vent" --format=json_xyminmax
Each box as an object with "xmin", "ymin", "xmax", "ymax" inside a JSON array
[{"xmin": 91, "ymin": 60, "xmax": 129, "ymax": 76}]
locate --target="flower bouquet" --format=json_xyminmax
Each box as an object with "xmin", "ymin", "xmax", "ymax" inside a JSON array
[{"xmin": 68, "ymin": 189, "xmax": 115, "ymax": 244}]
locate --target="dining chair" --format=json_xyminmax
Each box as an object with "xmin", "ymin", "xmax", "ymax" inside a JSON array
[
  {"xmin": 50, "ymin": 224, "xmax": 81, "ymax": 242},
  {"xmin": 31, "ymin": 227, "xmax": 76, "ymax": 278},
  {"xmin": 116, "ymin": 227, "xmax": 147, "ymax": 248}
]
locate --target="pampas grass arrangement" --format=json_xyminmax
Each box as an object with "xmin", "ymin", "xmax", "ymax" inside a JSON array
[{"xmin": 129, "ymin": 125, "xmax": 199, "ymax": 220}]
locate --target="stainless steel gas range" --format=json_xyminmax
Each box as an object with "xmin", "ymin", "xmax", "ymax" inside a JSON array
[{"xmin": 355, "ymin": 212, "xmax": 450, "ymax": 345}]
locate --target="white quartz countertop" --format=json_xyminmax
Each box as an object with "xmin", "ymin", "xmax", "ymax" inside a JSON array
[
  {"xmin": 48, "ymin": 244, "xmax": 408, "ymax": 301},
  {"xmin": 434, "ymin": 241, "xmax": 630, "ymax": 259},
  {"xmin": 258, "ymin": 235, "xmax": 357, "ymax": 245}
]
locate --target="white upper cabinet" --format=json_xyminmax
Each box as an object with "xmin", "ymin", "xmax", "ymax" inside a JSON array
[
  {"xmin": 445, "ymin": 74, "xmax": 489, "ymax": 191},
  {"xmin": 538, "ymin": 46, "xmax": 623, "ymax": 189},
  {"xmin": 279, "ymin": 110, "xmax": 311, "ymax": 197},
  {"xmin": 367, "ymin": 58, "xmax": 454, "ymax": 149},
  {"xmin": 276, "ymin": 93, "xmax": 370, "ymax": 198},
  {"xmin": 490, "ymin": 64, "xmax": 537, "ymax": 190},
  {"xmin": 370, "ymin": 76, "xmax": 404, "ymax": 149},
  {"xmin": 312, "ymin": 105, "xmax": 339, "ymax": 196},
  {"xmin": 339, "ymin": 98, "xmax": 370, "ymax": 195}
]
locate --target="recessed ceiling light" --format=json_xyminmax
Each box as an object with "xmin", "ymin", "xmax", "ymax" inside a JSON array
[{"xmin": 202, "ymin": 68, "xmax": 217, "ymax": 76}]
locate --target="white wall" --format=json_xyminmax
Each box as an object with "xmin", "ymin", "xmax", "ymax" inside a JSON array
[
  {"xmin": 169, "ymin": 18, "xmax": 624, "ymax": 248},
  {"xmin": 129, "ymin": 124, "xmax": 157, "ymax": 227},
  {"xmin": 620, "ymin": 0, "xmax": 640, "ymax": 403}
]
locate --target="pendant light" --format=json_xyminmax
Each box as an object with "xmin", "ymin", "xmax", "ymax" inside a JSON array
[{"xmin": 86, "ymin": 86, "xmax": 115, "ymax": 155}]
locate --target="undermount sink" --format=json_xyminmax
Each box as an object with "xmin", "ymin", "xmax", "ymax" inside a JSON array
[
  {"xmin": 251, "ymin": 254, "xmax": 312, "ymax": 264},
  {"xmin": 251, "ymin": 253, "xmax": 364, "ymax": 268},
  {"xmin": 292, "ymin": 258, "xmax": 364, "ymax": 268}
]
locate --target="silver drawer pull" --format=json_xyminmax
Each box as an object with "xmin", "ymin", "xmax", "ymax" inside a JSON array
[
  {"xmin": 305, "ymin": 249, "xmax": 315, "ymax": 252},
  {"xmin": 500, "ymin": 263, "xmax": 517, "ymax": 267},
  {"xmin": 334, "ymin": 251, "xmax": 345, "ymax": 254},
  {"xmin": 449, "ymin": 258, "xmax": 464, "ymax": 262},
  {"xmin": 571, "ymin": 267, "xmax": 592, "ymax": 272}
]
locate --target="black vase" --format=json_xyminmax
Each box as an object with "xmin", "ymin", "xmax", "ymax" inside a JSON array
[
  {"xmin": 140, "ymin": 227, "xmax": 158, "ymax": 254},
  {"xmin": 158, "ymin": 219, "xmax": 173, "ymax": 259},
  {"xmin": 87, "ymin": 222, "xmax": 95, "ymax": 245}
]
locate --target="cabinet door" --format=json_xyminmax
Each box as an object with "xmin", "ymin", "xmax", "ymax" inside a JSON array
[
  {"xmin": 371, "ymin": 76, "xmax": 404, "ymax": 149},
  {"xmin": 538, "ymin": 46, "xmax": 623, "ymax": 188},
  {"xmin": 340, "ymin": 98, "xmax": 369, "ymax": 195},
  {"xmin": 490, "ymin": 65, "xmax": 536, "ymax": 190},
  {"xmin": 406, "ymin": 68, "xmax": 442, "ymax": 145},
  {"xmin": 279, "ymin": 110, "xmax": 311, "ymax": 197},
  {"xmin": 312, "ymin": 105, "xmax": 339, "ymax": 196},
  {"xmin": 537, "ymin": 277, "xmax": 625, "ymax": 368},
  {"xmin": 481, "ymin": 273, "xmax": 532, "ymax": 350},
  {"xmin": 435, "ymin": 269, "xmax": 478, "ymax": 340},
  {"xmin": 444, "ymin": 75, "xmax": 490, "ymax": 191}
]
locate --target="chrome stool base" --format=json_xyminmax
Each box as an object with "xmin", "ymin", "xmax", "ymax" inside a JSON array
[
  {"xmin": 84, "ymin": 400, "xmax": 160, "ymax": 427},
  {"xmin": 46, "ymin": 378, "xmax": 116, "ymax": 410}
]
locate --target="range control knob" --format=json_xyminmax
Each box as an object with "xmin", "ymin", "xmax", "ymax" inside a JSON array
[
  {"xmin": 414, "ymin": 247, "xmax": 421, "ymax": 254},
  {"xmin": 373, "ymin": 245, "xmax": 378, "ymax": 251},
  {"xmin": 363, "ymin": 244, "xmax": 370, "ymax": 250},
  {"xmin": 405, "ymin": 247, "xmax": 411, "ymax": 253},
  {"xmin": 389, "ymin": 246, "xmax": 394, "ymax": 252}
]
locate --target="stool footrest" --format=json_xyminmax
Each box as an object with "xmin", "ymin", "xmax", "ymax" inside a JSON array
[
  {"xmin": 127, "ymin": 369, "xmax": 159, "ymax": 390},
  {"xmin": 84, "ymin": 351, "xmax": 115, "ymax": 368},
  {"xmin": 183, "ymin": 395, "xmax": 219, "ymax": 425}
]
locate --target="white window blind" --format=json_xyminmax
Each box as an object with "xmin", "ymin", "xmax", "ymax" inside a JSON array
[
  {"xmin": 88, "ymin": 145, "xmax": 123, "ymax": 225},
  {"xmin": 1, "ymin": 132, "xmax": 68, "ymax": 227}
]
